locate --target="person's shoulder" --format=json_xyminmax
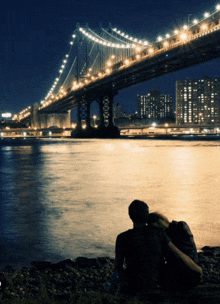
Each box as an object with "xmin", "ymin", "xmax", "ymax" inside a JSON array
[
  {"xmin": 117, "ymin": 229, "xmax": 133, "ymax": 239},
  {"xmin": 170, "ymin": 220, "xmax": 192, "ymax": 235},
  {"xmin": 172, "ymin": 220, "xmax": 190, "ymax": 229},
  {"xmin": 117, "ymin": 227, "xmax": 150, "ymax": 239},
  {"xmin": 170, "ymin": 220, "xmax": 187, "ymax": 229},
  {"xmin": 148, "ymin": 225, "xmax": 170, "ymax": 237}
]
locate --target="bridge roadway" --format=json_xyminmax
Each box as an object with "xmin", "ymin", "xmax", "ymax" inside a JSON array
[{"xmin": 39, "ymin": 23, "xmax": 220, "ymax": 114}]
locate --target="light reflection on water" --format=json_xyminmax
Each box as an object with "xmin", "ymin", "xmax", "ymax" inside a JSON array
[{"xmin": 0, "ymin": 138, "xmax": 220, "ymax": 269}]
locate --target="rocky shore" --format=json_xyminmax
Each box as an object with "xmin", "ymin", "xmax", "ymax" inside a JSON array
[{"xmin": 0, "ymin": 246, "xmax": 220, "ymax": 303}]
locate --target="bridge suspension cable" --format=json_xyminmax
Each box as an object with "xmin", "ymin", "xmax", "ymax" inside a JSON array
[
  {"xmin": 79, "ymin": 27, "xmax": 134, "ymax": 48},
  {"xmin": 43, "ymin": 33, "xmax": 77, "ymax": 102},
  {"xmin": 110, "ymin": 27, "xmax": 149, "ymax": 46},
  {"xmin": 100, "ymin": 27, "xmax": 138, "ymax": 45}
]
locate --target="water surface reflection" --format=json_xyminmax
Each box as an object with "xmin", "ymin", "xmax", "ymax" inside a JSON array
[{"xmin": 0, "ymin": 138, "xmax": 220, "ymax": 269}]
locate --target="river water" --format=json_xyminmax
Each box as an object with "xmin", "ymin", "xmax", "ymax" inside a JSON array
[{"xmin": 0, "ymin": 137, "xmax": 220, "ymax": 269}]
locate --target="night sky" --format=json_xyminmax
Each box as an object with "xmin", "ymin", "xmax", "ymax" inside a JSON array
[{"xmin": 1, "ymin": 0, "xmax": 220, "ymax": 116}]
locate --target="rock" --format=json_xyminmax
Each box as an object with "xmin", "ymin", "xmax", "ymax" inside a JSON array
[
  {"xmin": 75, "ymin": 257, "xmax": 98, "ymax": 268},
  {"xmin": 201, "ymin": 246, "xmax": 220, "ymax": 257},
  {"xmin": 50, "ymin": 259, "xmax": 76, "ymax": 270},
  {"xmin": 30, "ymin": 261, "xmax": 52, "ymax": 270},
  {"xmin": 96, "ymin": 257, "xmax": 114, "ymax": 267},
  {"xmin": 1, "ymin": 250, "xmax": 220, "ymax": 302},
  {"xmin": 4, "ymin": 265, "xmax": 14, "ymax": 273}
]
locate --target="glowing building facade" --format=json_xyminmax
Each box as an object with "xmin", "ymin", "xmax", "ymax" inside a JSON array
[
  {"xmin": 176, "ymin": 77, "xmax": 220, "ymax": 124},
  {"xmin": 137, "ymin": 89, "xmax": 173, "ymax": 120}
]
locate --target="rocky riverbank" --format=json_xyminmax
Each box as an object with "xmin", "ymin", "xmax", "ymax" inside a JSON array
[{"xmin": 0, "ymin": 246, "xmax": 220, "ymax": 303}]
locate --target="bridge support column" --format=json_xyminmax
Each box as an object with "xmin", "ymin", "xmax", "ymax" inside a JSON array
[
  {"xmin": 76, "ymin": 97, "xmax": 91, "ymax": 130},
  {"xmin": 99, "ymin": 93, "xmax": 114, "ymax": 127}
]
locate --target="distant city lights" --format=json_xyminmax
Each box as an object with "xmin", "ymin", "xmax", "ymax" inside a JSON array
[{"xmin": 2, "ymin": 113, "xmax": 12, "ymax": 118}]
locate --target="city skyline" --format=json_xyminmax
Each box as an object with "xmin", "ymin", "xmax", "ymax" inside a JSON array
[{"xmin": 1, "ymin": 0, "xmax": 220, "ymax": 115}]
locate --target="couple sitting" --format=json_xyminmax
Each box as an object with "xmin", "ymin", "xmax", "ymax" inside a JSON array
[{"xmin": 105, "ymin": 200, "xmax": 202, "ymax": 294}]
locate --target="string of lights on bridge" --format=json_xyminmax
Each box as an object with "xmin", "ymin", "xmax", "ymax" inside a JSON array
[{"xmin": 15, "ymin": 4, "xmax": 220, "ymax": 121}]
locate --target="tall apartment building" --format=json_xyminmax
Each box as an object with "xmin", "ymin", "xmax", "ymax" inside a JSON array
[
  {"xmin": 176, "ymin": 77, "xmax": 220, "ymax": 124},
  {"xmin": 113, "ymin": 103, "xmax": 124, "ymax": 119},
  {"xmin": 137, "ymin": 88, "xmax": 173, "ymax": 120}
]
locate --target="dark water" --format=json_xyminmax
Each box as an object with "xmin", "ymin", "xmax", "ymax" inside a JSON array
[{"xmin": 0, "ymin": 137, "xmax": 220, "ymax": 270}]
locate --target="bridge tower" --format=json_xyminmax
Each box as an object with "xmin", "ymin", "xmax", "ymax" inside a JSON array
[
  {"xmin": 76, "ymin": 92, "xmax": 115, "ymax": 129},
  {"xmin": 74, "ymin": 91, "xmax": 119, "ymax": 137},
  {"xmin": 98, "ymin": 93, "xmax": 114, "ymax": 128},
  {"xmin": 76, "ymin": 96, "xmax": 91, "ymax": 129}
]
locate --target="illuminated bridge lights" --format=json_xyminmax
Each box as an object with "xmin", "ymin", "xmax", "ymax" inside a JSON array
[
  {"xmin": 52, "ymin": 20, "xmax": 220, "ymax": 97},
  {"xmin": 79, "ymin": 27, "xmax": 135, "ymax": 49},
  {"xmin": 112, "ymin": 27, "xmax": 147, "ymax": 46},
  {"xmin": 135, "ymin": 46, "xmax": 142, "ymax": 53},
  {"xmin": 163, "ymin": 41, "xmax": 170, "ymax": 48},
  {"xmin": 14, "ymin": 4, "xmax": 220, "ymax": 118},
  {"xmin": 75, "ymin": 10, "xmax": 218, "ymax": 81},
  {"xmin": 106, "ymin": 61, "xmax": 112, "ymax": 67},
  {"xmin": 124, "ymin": 59, "xmax": 130, "ymax": 66},
  {"xmin": 179, "ymin": 32, "xmax": 189, "ymax": 42},
  {"xmin": 148, "ymin": 47, "xmax": 154, "ymax": 55},
  {"xmin": 193, "ymin": 19, "xmax": 199, "ymax": 25},
  {"xmin": 201, "ymin": 23, "xmax": 209, "ymax": 31},
  {"xmin": 105, "ymin": 68, "xmax": 112, "ymax": 74}
]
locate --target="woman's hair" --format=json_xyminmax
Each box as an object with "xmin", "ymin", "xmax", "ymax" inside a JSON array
[{"xmin": 147, "ymin": 212, "xmax": 169, "ymax": 228}]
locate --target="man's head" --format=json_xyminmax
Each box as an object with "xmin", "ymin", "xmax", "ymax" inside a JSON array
[{"xmin": 128, "ymin": 200, "xmax": 149, "ymax": 224}]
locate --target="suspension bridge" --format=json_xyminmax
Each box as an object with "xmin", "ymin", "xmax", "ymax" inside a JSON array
[{"xmin": 13, "ymin": 5, "xmax": 220, "ymax": 137}]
